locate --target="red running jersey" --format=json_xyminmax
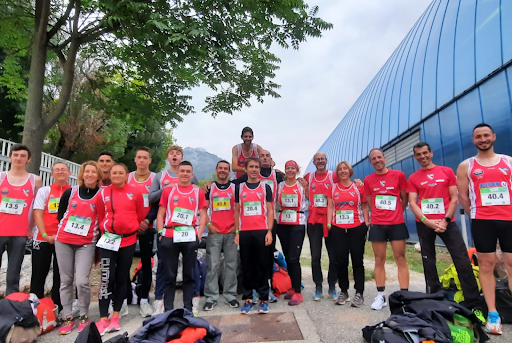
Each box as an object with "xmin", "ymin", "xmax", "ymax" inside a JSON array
[
  {"xmin": 160, "ymin": 185, "xmax": 206, "ymax": 237},
  {"xmin": 363, "ymin": 169, "xmax": 407, "ymax": 225},
  {"xmin": 128, "ymin": 171, "xmax": 156, "ymax": 220},
  {"xmin": 0, "ymin": 172, "xmax": 36, "ymax": 237},
  {"xmin": 238, "ymin": 182, "xmax": 269, "ymax": 231},
  {"xmin": 208, "ymin": 183, "xmax": 236, "ymax": 234},
  {"xmin": 329, "ymin": 182, "xmax": 366, "ymax": 229},
  {"xmin": 468, "ymin": 155, "xmax": 512, "ymax": 220},
  {"xmin": 236, "ymin": 143, "xmax": 258, "ymax": 178},
  {"xmin": 277, "ymin": 181, "xmax": 307, "ymax": 225},
  {"xmin": 407, "ymin": 165, "xmax": 456, "ymax": 222},
  {"xmin": 35, "ymin": 183, "xmax": 71, "ymax": 240},
  {"xmin": 258, "ymin": 170, "xmax": 278, "ymax": 206}
]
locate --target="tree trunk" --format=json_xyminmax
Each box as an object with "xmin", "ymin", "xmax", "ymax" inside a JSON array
[{"xmin": 22, "ymin": 0, "xmax": 51, "ymax": 174}]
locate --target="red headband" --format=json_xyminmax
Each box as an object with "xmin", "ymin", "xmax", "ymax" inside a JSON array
[{"xmin": 285, "ymin": 160, "xmax": 299, "ymax": 169}]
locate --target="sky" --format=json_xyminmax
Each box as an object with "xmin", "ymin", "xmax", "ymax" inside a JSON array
[{"xmin": 173, "ymin": 0, "xmax": 433, "ymax": 175}]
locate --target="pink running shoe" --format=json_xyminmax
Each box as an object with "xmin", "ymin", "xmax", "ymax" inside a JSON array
[
  {"xmin": 108, "ymin": 316, "xmax": 121, "ymax": 333},
  {"xmin": 77, "ymin": 315, "xmax": 90, "ymax": 332},
  {"xmin": 284, "ymin": 289, "xmax": 296, "ymax": 300},
  {"xmin": 58, "ymin": 317, "xmax": 75, "ymax": 335},
  {"xmin": 96, "ymin": 319, "xmax": 110, "ymax": 336}
]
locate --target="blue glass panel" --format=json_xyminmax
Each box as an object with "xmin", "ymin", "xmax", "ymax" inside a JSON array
[
  {"xmin": 437, "ymin": 0, "xmax": 460, "ymax": 108},
  {"xmin": 401, "ymin": 156, "xmax": 415, "ymax": 179},
  {"xmin": 480, "ymin": 71, "xmax": 512, "ymax": 153},
  {"xmin": 357, "ymin": 78, "xmax": 379, "ymax": 163},
  {"xmin": 391, "ymin": 162, "xmax": 403, "ymax": 172},
  {"xmin": 410, "ymin": 1, "xmax": 441, "ymax": 126},
  {"xmin": 423, "ymin": 113, "xmax": 443, "ymax": 166},
  {"xmin": 375, "ymin": 51, "xmax": 398, "ymax": 148},
  {"xmin": 475, "ymin": 0, "xmax": 502, "ymax": 81},
  {"xmin": 454, "ymin": 0, "xmax": 476, "ymax": 95},
  {"xmin": 422, "ymin": 0, "xmax": 449, "ymax": 118},
  {"xmin": 457, "ymin": 88, "xmax": 483, "ymax": 159},
  {"xmin": 439, "ymin": 103, "xmax": 463, "ymax": 172},
  {"xmin": 502, "ymin": 0, "xmax": 512, "ymax": 62},
  {"xmin": 364, "ymin": 68, "xmax": 388, "ymax": 160},
  {"xmin": 369, "ymin": 61, "xmax": 393, "ymax": 152}
]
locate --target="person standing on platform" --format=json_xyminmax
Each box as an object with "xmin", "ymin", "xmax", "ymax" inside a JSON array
[{"xmin": 231, "ymin": 127, "xmax": 263, "ymax": 179}]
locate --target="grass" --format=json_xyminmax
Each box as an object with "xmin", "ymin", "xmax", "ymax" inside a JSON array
[{"xmin": 300, "ymin": 241, "xmax": 453, "ymax": 282}]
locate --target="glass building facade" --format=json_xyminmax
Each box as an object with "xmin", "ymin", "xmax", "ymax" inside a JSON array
[{"xmin": 307, "ymin": 0, "xmax": 512, "ymax": 244}]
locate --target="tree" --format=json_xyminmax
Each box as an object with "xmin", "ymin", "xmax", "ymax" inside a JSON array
[{"xmin": 1, "ymin": 0, "xmax": 332, "ymax": 173}]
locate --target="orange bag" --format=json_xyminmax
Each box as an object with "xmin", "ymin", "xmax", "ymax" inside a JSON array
[
  {"xmin": 272, "ymin": 265, "xmax": 292, "ymax": 296},
  {"xmin": 6, "ymin": 293, "xmax": 57, "ymax": 334}
]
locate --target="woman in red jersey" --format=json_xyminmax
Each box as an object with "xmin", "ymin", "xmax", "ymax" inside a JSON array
[
  {"xmin": 327, "ymin": 161, "xmax": 369, "ymax": 308},
  {"xmin": 275, "ymin": 161, "xmax": 308, "ymax": 306},
  {"xmin": 55, "ymin": 161, "xmax": 103, "ymax": 335},
  {"xmin": 95, "ymin": 164, "xmax": 146, "ymax": 336}
]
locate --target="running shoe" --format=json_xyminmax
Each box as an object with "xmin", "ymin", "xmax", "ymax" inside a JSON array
[
  {"xmin": 77, "ymin": 315, "xmax": 90, "ymax": 332},
  {"xmin": 258, "ymin": 301, "xmax": 269, "ymax": 314},
  {"xmin": 288, "ymin": 293, "xmax": 303, "ymax": 306},
  {"xmin": 108, "ymin": 316, "xmax": 121, "ymax": 333},
  {"xmin": 472, "ymin": 308, "xmax": 486, "ymax": 325},
  {"xmin": 327, "ymin": 289, "xmax": 339, "ymax": 301},
  {"xmin": 203, "ymin": 301, "xmax": 216, "ymax": 311},
  {"xmin": 96, "ymin": 319, "xmax": 110, "ymax": 337},
  {"xmin": 58, "ymin": 317, "xmax": 75, "ymax": 335},
  {"xmin": 268, "ymin": 290, "xmax": 278, "ymax": 303},
  {"xmin": 120, "ymin": 302, "xmax": 129, "ymax": 317},
  {"xmin": 351, "ymin": 293, "xmax": 364, "ymax": 308},
  {"xmin": 336, "ymin": 292, "xmax": 350, "ymax": 305},
  {"xmin": 241, "ymin": 300, "xmax": 254, "ymax": 314},
  {"xmin": 485, "ymin": 311, "xmax": 502, "ymax": 335},
  {"xmin": 71, "ymin": 299, "xmax": 80, "ymax": 318},
  {"xmin": 228, "ymin": 299, "xmax": 240, "ymax": 308},
  {"xmin": 371, "ymin": 294, "xmax": 387, "ymax": 310},
  {"xmin": 313, "ymin": 288, "xmax": 323, "ymax": 301},
  {"xmin": 139, "ymin": 301, "xmax": 153, "ymax": 318},
  {"xmin": 284, "ymin": 289, "xmax": 296, "ymax": 300},
  {"xmin": 152, "ymin": 299, "xmax": 165, "ymax": 316},
  {"xmin": 192, "ymin": 296, "xmax": 200, "ymax": 317}
]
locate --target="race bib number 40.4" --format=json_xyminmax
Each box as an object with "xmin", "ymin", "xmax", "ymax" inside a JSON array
[
  {"xmin": 96, "ymin": 232, "xmax": 122, "ymax": 251},
  {"xmin": 0, "ymin": 197, "xmax": 25, "ymax": 215},
  {"xmin": 421, "ymin": 198, "xmax": 445, "ymax": 214},
  {"xmin": 375, "ymin": 195, "xmax": 397, "ymax": 211},
  {"xmin": 244, "ymin": 201, "xmax": 262, "ymax": 216},
  {"xmin": 63, "ymin": 216, "xmax": 91, "ymax": 236},
  {"xmin": 480, "ymin": 187, "xmax": 511, "ymax": 206},
  {"xmin": 313, "ymin": 194, "xmax": 327, "ymax": 207},
  {"xmin": 171, "ymin": 207, "xmax": 194, "ymax": 226},
  {"xmin": 173, "ymin": 226, "xmax": 195, "ymax": 243}
]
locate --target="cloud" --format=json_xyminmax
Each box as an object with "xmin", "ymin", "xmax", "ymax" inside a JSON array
[{"xmin": 173, "ymin": 0, "xmax": 432, "ymax": 174}]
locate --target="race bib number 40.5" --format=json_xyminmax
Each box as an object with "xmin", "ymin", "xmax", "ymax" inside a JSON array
[
  {"xmin": 244, "ymin": 201, "xmax": 262, "ymax": 216},
  {"xmin": 213, "ymin": 197, "xmax": 231, "ymax": 211},
  {"xmin": 421, "ymin": 198, "xmax": 445, "ymax": 214},
  {"xmin": 96, "ymin": 232, "xmax": 122, "ymax": 251},
  {"xmin": 0, "ymin": 197, "xmax": 25, "ymax": 215},
  {"xmin": 375, "ymin": 195, "xmax": 397, "ymax": 211},
  {"xmin": 313, "ymin": 194, "xmax": 327, "ymax": 207},
  {"xmin": 171, "ymin": 207, "xmax": 194, "ymax": 226},
  {"xmin": 480, "ymin": 187, "xmax": 511, "ymax": 206},
  {"xmin": 281, "ymin": 194, "xmax": 298, "ymax": 208},
  {"xmin": 335, "ymin": 210, "xmax": 354, "ymax": 225},
  {"xmin": 173, "ymin": 226, "xmax": 195, "ymax": 243},
  {"xmin": 63, "ymin": 216, "xmax": 91, "ymax": 236}
]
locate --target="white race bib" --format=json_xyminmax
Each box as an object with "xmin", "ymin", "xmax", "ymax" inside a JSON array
[
  {"xmin": 96, "ymin": 232, "xmax": 122, "ymax": 251},
  {"xmin": 213, "ymin": 197, "xmax": 231, "ymax": 211},
  {"xmin": 171, "ymin": 207, "xmax": 194, "ymax": 225},
  {"xmin": 173, "ymin": 226, "xmax": 195, "ymax": 243},
  {"xmin": 280, "ymin": 210, "xmax": 297, "ymax": 223},
  {"xmin": 63, "ymin": 216, "xmax": 91, "ymax": 236},
  {"xmin": 244, "ymin": 201, "xmax": 262, "ymax": 216},
  {"xmin": 261, "ymin": 180, "xmax": 274, "ymax": 189},
  {"xmin": 375, "ymin": 195, "xmax": 397, "ymax": 211},
  {"xmin": 143, "ymin": 194, "xmax": 149, "ymax": 208},
  {"xmin": 480, "ymin": 187, "xmax": 511, "ymax": 206},
  {"xmin": 0, "ymin": 197, "xmax": 25, "ymax": 215},
  {"xmin": 313, "ymin": 194, "xmax": 327, "ymax": 207},
  {"xmin": 335, "ymin": 210, "xmax": 354, "ymax": 225},
  {"xmin": 421, "ymin": 198, "xmax": 445, "ymax": 214},
  {"xmin": 281, "ymin": 194, "xmax": 298, "ymax": 208}
]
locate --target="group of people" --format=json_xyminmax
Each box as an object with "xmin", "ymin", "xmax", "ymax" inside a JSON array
[{"xmin": 0, "ymin": 124, "xmax": 510, "ymax": 337}]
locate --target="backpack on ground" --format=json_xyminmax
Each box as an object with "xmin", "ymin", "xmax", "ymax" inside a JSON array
[{"xmin": 272, "ymin": 264, "xmax": 292, "ymax": 296}]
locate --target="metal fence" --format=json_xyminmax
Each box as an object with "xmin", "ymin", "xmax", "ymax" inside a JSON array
[{"xmin": 0, "ymin": 138, "xmax": 80, "ymax": 186}]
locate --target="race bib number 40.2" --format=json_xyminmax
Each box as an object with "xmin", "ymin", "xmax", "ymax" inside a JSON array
[
  {"xmin": 480, "ymin": 187, "xmax": 511, "ymax": 206},
  {"xmin": 0, "ymin": 197, "xmax": 25, "ymax": 215},
  {"xmin": 244, "ymin": 201, "xmax": 262, "ymax": 216},
  {"xmin": 421, "ymin": 198, "xmax": 445, "ymax": 214},
  {"xmin": 63, "ymin": 216, "xmax": 91, "ymax": 236},
  {"xmin": 171, "ymin": 207, "xmax": 194, "ymax": 226},
  {"xmin": 281, "ymin": 194, "xmax": 298, "ymax": 208},
  {"xmin": 96, "ymin": 232, "xmax": 122, "ymax": 251},
  {"xmin": 335, "ymin": 210, "xmax": 354, "ymax": 225},
  {"xmin": 213, "ymin": 197, "xmax": 231, "ymax": 211},
  {"xmin": 173, "ymin": 226, "xmax": 195, "ymax": 243},
  {"xmin": 375, "ymin": 195, "xmax": 397, "ymax": 211},
  {"xmin": 313, "ymin": 194, "xmax": 327, "ymax": 207}
]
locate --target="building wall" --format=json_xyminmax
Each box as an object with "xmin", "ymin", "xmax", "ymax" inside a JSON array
[{"xmin": 308, "ymin": 0, "xmax": 512, "ymax": 244}]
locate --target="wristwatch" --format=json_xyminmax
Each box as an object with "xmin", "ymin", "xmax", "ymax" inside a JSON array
[{"xmin": 443, "ymin": 216, "xmax": 451, "ymax": 224}]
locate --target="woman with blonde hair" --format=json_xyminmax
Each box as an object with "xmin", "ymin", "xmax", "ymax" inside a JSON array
[
  {"xmin": 327, "ymin": 161, "xmax": 369, "ymax": 308},
  {"xmin": 55, "ymin": 161, "xmax": 103, "ymax": 335}
]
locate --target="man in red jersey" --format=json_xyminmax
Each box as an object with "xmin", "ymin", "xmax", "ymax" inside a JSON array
[
  {"xmin": 231, "ymin": 127, "xmax": 264, "ymax": 179},
  {"xmin": 364, "ymin": 148, "xmax": 409, "ymax": 311},
  {"xmin": 0, "ymin": 144, "xmax": 42, "ymax": 295},
  {"xmin": 408, "ymin": 142, "xmax": 484, "ymax": 323},
  {"xmin": 127, "ymin": 147, "xmax": 156, "ymax": 317},
  {"xmin": 457, "ymin": 123, "xmax": 512, "ymax": 335}
]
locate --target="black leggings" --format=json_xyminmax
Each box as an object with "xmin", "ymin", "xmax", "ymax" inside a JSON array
[
  {"xmin": 276, "ymin": 224, "xmax": 305, "ymax": 293},
  {"xmin": 329, "ymin": 224, "xmax": 368, "ymax": 294},
  {"xmin": 99, "ymin": 244, "xmax": 136, "ymax": 318},
  {"xmin": 138, "ymin": 230, "xmax": 155, "ymax": 299},
  {"xmin": 30, "ymin": 241, "xmax": 61, "ymax": 310}
]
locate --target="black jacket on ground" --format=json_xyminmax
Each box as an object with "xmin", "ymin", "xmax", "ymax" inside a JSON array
[
  {"xmin": 129, "ymin": 308, "xmax": 221, "ymax": 343},
  {"xmin": 0, "ymin": 299, "xmax": 39, "ymax": 343}
]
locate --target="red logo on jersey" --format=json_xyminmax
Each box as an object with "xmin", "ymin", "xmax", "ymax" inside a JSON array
[
  {"xmin": 334, "ymin": 192, "xmax": 339, "ymax": 198},
  {"xmin": 23, "ymin": 189, "xmax": 30, "ymax": 196},
  {"xmin": 145, "ymin": 185, "xmax": 151, "ymax": 192},
  {"xmin": 473, "ymin": 169, "xmax": 484, "ymax": 176},
  {"xmin": 172, "ymin": 196, "xmax": 179, "ymax": 203},
  {"xmin": 427, "ymin": 174, "xmax": 434, "ymax": 180},
  {"xmin": 311, "ymin": 184, "xmax": 316, "ymax": 189},
  {"xmin": 499, "ymin": 168, "xmax": 509, "ymax": 175},
  {"xmin": 380, "ymin": 181, "xmax": 386, "ymax": 187},
  {"xmin": 1, "ymin": 188, "xmax": 8, "ymax": 195},
  {"xmin": 126, "ymin": 193, "xmax": 134, "ymax": 200},
  {"xmin": 71, "ymin": 201, "xmax": 78, "ymax": 208}
]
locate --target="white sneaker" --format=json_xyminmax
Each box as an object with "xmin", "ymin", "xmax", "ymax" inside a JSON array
[
  {"xmin": 139, "ymin": 300, "xmax": 153, "ymax": 318},
  {"xmin": 192, "ymin": 297, "xmax": 200, "ymax": 317},
  {"xmin": 109, "ymin": 301, "xmax": 129, "ymax": 317},
  {"xmin": 371, "ymin": 294, "xmax": 387, "ymax": 310},
  {"xmin": 152, "ymin": 299, "xmax": 164, "ymax": 316},
  {"xmin": 71, "ymin": 299, "xmax": 80, "ymax": 318}
]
